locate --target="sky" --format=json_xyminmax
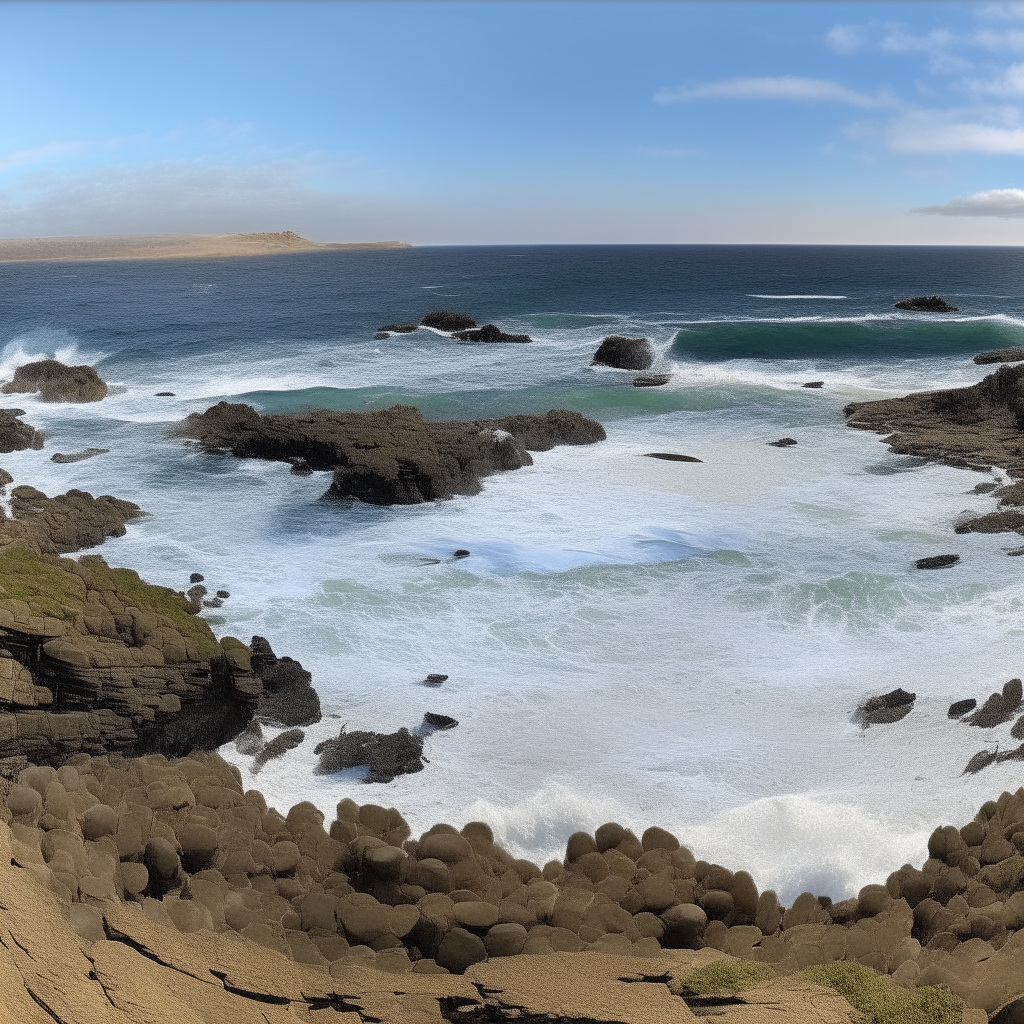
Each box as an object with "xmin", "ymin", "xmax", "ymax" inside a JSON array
[{"xmin": 6, "ymin": 2, "xmax": 1024, "ymax": 244}]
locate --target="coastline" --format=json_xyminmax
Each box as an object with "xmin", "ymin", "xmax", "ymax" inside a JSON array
[{"xmin": 0, "ymin": 231, "xmax": 412, "ymax": 264}]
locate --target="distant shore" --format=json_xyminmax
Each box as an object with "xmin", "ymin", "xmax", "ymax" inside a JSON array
[{"xmin": 0, "ymin": 230, "xmax": 412, "ymax": 263}]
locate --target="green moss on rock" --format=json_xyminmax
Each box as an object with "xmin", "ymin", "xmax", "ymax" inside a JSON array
[{"xmin": 670, "ymin": 959, "xmax": 774, "ymax": 997}]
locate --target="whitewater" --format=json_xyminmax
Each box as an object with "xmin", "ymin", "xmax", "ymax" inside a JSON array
[{"xmin": 3, "ymin": 243, "xmax": 1024, "ymax": 904}]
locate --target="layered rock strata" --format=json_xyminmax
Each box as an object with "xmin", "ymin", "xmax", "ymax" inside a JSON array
[
  {"xmin": 1, "ymin": 750, "xmax": 1022, "ymax": 1020},
  {"xmin": 178, "ymin": 403, "xmax": 606, "ymax": 505},
  {"xmin": 2, "ymin": 358, "xmax": 108, "ymax": 402}
]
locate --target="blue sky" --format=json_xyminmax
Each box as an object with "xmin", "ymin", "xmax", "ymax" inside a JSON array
[{"xmin": 5, "ymin": 2, "xmax": 1024, "ymax": 243}]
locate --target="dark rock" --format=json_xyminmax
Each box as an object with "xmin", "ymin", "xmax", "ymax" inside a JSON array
[
  {"xmin": 50, "ymin": 448, "xmax": 109, "ymax": 464},
  {"xmin": 2, "ymin": 360, "xmax": 107, "ymax": 403},
  {"xmin": 424, "ymin": 713, "xmax": 458, "ymax": 730},
  {"xmin": 201, "ymin": 598, "xmax": 223, "ymax": 608},
  {"xmin": 916, "ymin": 554, "xmax": 959, "ymax": 569},
  {"xmin": 187, "ymin": 585, "xmax": 208, "ymax": 602},
  {"xmin": 252, "ymin": 728, "xmax": 305, "ymax": 774},
  {"xmin": 250, "ymin": 637, "xmax": 321, "ymax": 728},
  {"xmin": 380, "ymin": 323, "xmax": 419, "ymax": 333},
  {"xmin": 420, "ymin": 312, "xmax": 477, "ymax": 332},
  {"xmin": 0, "ymin": 469, "xmax": 11, "ymax": 489},
  {"xmin": 995, "ymin": 480, "xmax": 1024, "ymax": 505},
  {"xmin": 0, "ymin": 409, "xmax": 44, "ymax": 454},
  {"xmin": 425, "ymin": 674, "xmax": 448, "ymax": 686},
  {"xmin": 373, "ymin": 332, "xmax": 389, "ymax": 340},
  {"xmin": 178, "ymin": 403, "xmax": 605, "ymax": 507},
  {"xmin": 964, "ymin": 749, "xmax": 999, "ymax": 774},
  {"xmin": 1006, "ymin": 546, "xmax": 1024, "ymax": 556},
  {"xmin": 314, "ymin": 726, "xmax": 424, "ymax": 783},
  {"xmin": 975, "ymin": 348, "xmax": 1024, "ymax": 365},
  {"xmin": 155, "ymin": 392, "xmax": 175, "ymax": 397},
  {"xmin": 948, "ymin": 699, "xmax": 977, "ymax": 719},
  {"xmin": 632, "ymin": 374, "xmax": 671, "ymax": 388},
  {"xmin": 1012, "ymin": 714, "xmax": 1024, "ymax": 740},
  {"xmin": 894, "ymin": 296, "xmax": 959, "ymax": 313},
  {"xmin": 802, "ymin": 381, "xmax": 825, "ymax": 388},
  {"xmin": 216, "ymin": 590, "xmax": 230, "ymax": 599},
  {"xmin": 856, "ymin": 688, "xmax": 916, "ymax": 727},
  {"xmin": 643, "ymin": 453, "xmax": 702, "ymax": 463},
  {"xmin": 451, "ymin": 324, "xmax": 532, "ymax": 344},
  {"xmin": 453, "ymin": 550, "xmax": 470, "ymax": 559},
  {"xmin": 768, "ymin": 438, "xmax": 798, "ymax": 448},
  {"xmin": 592, "ymin": 336, "xmax": 654, "ymax": 371},
  {"xmin": 190, "ymin": 573, "xmax": 205, "ymax": 583},
  {"xmin": 235, "ymin": 720, "xmax": 264, "ymax": 756},
  {"xmin": 966, "ymin": 679, "xmax": 1022, "ymax": 728},
  {"xmin": 973, "ymin": 482, "xmax": 998, "ymax": 493},
  {"xmin": 288, "ymin": 457, "xmax": 313, "ymax": 476},
  {"xmin": 955, "ymin": 511, "xmax": 1024, "ymax": 534}
]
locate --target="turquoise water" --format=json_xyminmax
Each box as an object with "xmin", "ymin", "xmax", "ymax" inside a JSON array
[{"xmin": 3, "ymin": 244, "xmax": 1024, "ymax": 902}]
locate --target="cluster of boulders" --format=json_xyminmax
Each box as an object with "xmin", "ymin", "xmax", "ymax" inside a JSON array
[
  {"xmin": 178, "ymin": 402, "xmax": 605, "ymax": 506},
  {"xmin": 375, "ymin": 311, "xmax": 534, "ymax": 344},
  {"xmin": 2, "ymin": 359, "xmax": 107, "ymax": 402},
  {"xmin": 894, "ymin": 296, "xmax": 959, "ymax": 313},
  {"xmin": 2, "ymin": 751, "xmax": 1023, "ymax": 1016}
]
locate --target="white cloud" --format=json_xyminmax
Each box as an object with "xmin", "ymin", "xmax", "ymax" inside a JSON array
[
  {"xmin": 880, "ymin": 26, "xmax": 955, "ymax": 55},
  {"xmin": 0, "ymin": 141, "xmax": 87, "ymax": 172},
  {"xmin": 655, "ymin": 76, "xmax": 895, "ymax": 108},
  {"xmin": 964, "ymin": 62, "xmax": 1024, "ymax": 95},
  {"xmin": 912, "ymin": 187, "xmax": 1024, "ymax": 216},
  {"xmin": 976, "ymin": 3, "xmax": 1024, "ymax": 21},
  {"xmin": 825, "ymin": 24, "xmax": 866, "ymax": 55},
  {"xmin": 888, "ymin": 117, "xmax": 1024, "ymax": 154}
]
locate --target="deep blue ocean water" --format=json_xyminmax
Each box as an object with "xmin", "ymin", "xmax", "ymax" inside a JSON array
[{"xmin": 3, "ymin": 244, "xmax": 1024, "ymax": 901}]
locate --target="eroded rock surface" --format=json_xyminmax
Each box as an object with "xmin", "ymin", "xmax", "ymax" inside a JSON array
[
  {"xmin": 0, "ymin": 408, "xmax": 44, "ymax": 453},
  {"xmin": 2, "ymin": 359, "xmax": 107, "ymax": 402},
  {"xmin": 178, "ymin": 403, "xmax": 605, "ymax": 506}
]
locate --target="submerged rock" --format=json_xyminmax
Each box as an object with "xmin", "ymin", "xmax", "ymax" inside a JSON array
[
  {"xmin": 916, "ymin": 554, "xmax": 959, "ymax": 569},
  {"xmin": 420, "ymin": 311, "xmax": 477, "ymax": 332},
  {"xmin": 452, "ymin": 323, "xmax": 532, "ymax": 344},
  {"xmin": 50, "ymin": 447, "xmax": 109, "ymax": 464},
  {"xmin": 0, "ymin": 408, "xmax": 44, "ymax": 454},
  {"xmin": 379, "ymin": 323, "xmax": 419, "ymax": 334},
  {"xmin": 373, "ymin": 332, "xmax": 389, "ymax": 340},
  {"xmin": 155, "ymin": 391, "xmax": 175, "ymax": 396},
  {"xmin": 802, "ymin": 381, "xmax": 825, "ymax": 388},
  {"xmin": 964, "ymin": 748, "xmax": 999, "ymax": 774},
  {"xmin": 973, "ymin": 482, "xmax": 998, "ymax": 494},
  {"xmin": 894, "ymin": 296, "xmax": 959, "ymax": 313},
  {"xmin": 592, "ymin": 336, "xmax": 654, "ymax": 371},
  {"xmin": 856, "ymin": 688, "xmax": 916, "ymax": 726},
  {"xmin": 424, "ymin": 712, "xmax": 458, "ymax": 730},
  {"xmin": 1, "ymin": 359, "xmax": 107, "ymax": 402},
  {"xmin": 644, "ymin": 452, "xmax": 702, "ymax": 463},
  {"xmin": 178, "ymin": 402, "xmax": 605, "ymax": 506},
  {"xmin": 632, "ymin": 373, "xmax": 671, "ymax": 387},
  {"xmin": 252, "ymin": 728, "xmax": 305, "ymax": 773},
  {"xmin": 768, "ymin": 438, "xmax": 798, "ymax": 448},
  {"xmin": 234, "ymin": 719, "xmax": 265, "ymax": 756},
  {"xmin": 948, "ymin": 698, "xmax": 977, "ymax": 719},
  {"xmin": 966, "ymin": 678, "xmax": 1023, "ymax": 728},
  {"xmin": 314, "ymin": 726, "xmax": 425, "ymax": 783},
  {"xmin": 453, "ymin": 549, "xmax": 470, "ymax": 558},
  {"xmin": 425, "ymin": 673, "xmax": 448, "ymax": 686},
  {"xmin": 975, "ymin": 347, "xmax": 1024, "ymax": 365}
]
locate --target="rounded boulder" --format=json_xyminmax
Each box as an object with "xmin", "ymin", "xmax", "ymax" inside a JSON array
[
  {"xmin": 436, "ymin": 927, "xmax": 487, "ymax": 973},
  {"xmin": 81, "ymin": 803, "xmax": 118, "ymax": 841},
  {"xmin": 485, "ymin": 922, "xmax": 527, "ymax": 957}
]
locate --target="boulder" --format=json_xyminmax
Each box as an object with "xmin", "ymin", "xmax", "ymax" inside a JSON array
[
  {"xmin": 423, "ymin": 713, "xmax": 458, "ymax": 730},
  {"xmin": 802, "ymin": 381, "xmax": 825, "ymax": 388},
  {"xmin": 436, "ymin": 926, "xmax": 487, "ymax": 973},
  {"xmin": 949, "ymin": 698, "xmax": 978, "ymax": 719},
  {"xmin": 2, "ymin": 360, "xmax": 107, "ymax": 403},
  {"xmin": 251, "ymin": 729, "xmax": 305, "ymax": 773},
  {"xmin": 632, "ymin": 374, "xmax": 671, "ymax": 387},
  {"xmin": 592, "ymin": 336, "xmax": 654, "ymax": 370},
  {"xmin": 894, "ymin": 296, "xmax": 959, "ymax": 312},
  {"xmin": 856, "ymin": 688, "xmax": 916, "ymax": 726},
  {"xmin": 916, "ymin": 554, "xmax": 960, "ymax": 569},
  {"xmin": 967, "ymin": 679, "xmax": 1023, "ymax": 728},
  {"xmin": 314, "ymin": 726, "xmax": 424, "ymax": 783},
  {"xmin": 420, "ymin": 312, "xmax": 477, "ymax": 332},
  {"xmin": 452, "ymin": 324, "xmax": 532, "ymax": 344},
  {"xmin": 767, "ymin": 438, "xmax": 798, "ymax": 447},
  {"xmin": 0, "ymin": 408, "xmax": 44, "ymax": 454}
]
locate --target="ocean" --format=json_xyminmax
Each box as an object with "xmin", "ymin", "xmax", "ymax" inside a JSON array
[{"xmin": 2, "ymin": 243, "xmax": 1024, "ymax": 905}]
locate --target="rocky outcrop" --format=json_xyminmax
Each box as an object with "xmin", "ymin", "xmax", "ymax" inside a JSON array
[
  {"xmin": 894, "ymin": 296, "xmax": 959, "ymax": 312},
  {"xmin": 51, "ymin": 447, "xmax": 109, "ymax": 464},
  {"xmin": 592, "ymin": 336, "xmax": 655, "ymax": 370},
  {"xmin": 178, "ymin": 403, "xmax": 605, "ymax": 506},
  {"xmin": 2, "ymin": 359, "xmax": 107, "ymax": 402},
  {"xmin": 4, "ymin": 752, "xmax": 1024, "ymax": 1019},
  {"xmin": 249, "ymin": 636, "xmax": 321, "ymax": 727},
  {"xmin": 856, "ymin": 688, "xmax": 916, "ymax": 726},
  {"xmin": 420, "ymin": 311, "xmax": 477, "ymax": 331},
  {"xmin": 0, "ymin": 408, "xmax": 44, "ymax": 453},
  {"xmin": 378, "ymin": 323, "xmax": 419, "ymax": 334},
  {"xmin": 975, "ymin": 348, "xmax": 1024, "ymax": 365},
  {"xmin": 314, "ymin": 726, "xmax": 426, "ymax": 783},
  {"xmin": 845, "ymin": 363, "xmax": 1024, "ymax": 478},
  {"xmin": 916, "ymin": 554, "xmax": 959, "ymax": 569},
  {"xmin": 452, "ymin": 324, "xmax": 532, "ymax": 344}
]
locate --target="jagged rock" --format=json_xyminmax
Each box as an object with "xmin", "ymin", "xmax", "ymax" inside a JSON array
[
  {"xmin": 1, "ymin": 359, "xmax": 107, "ymax": 402},
  {"xmin": 251, "ymin": 728, "xmax": 304, "ymax": 773},
  {"xmin": 856, "ymin": 688, "xmax": 916, "ymax": 726},
  {"xmin": 0, "ymin": 409, "xmax": 44, "ymax": 454},
  {"xmin": 50, "ymin": 448, "xmax": 109, "ymax": 464},
  {"xmin": 249, "ymin": 636, "xmax": 321, "ymax": 727},
  {"xmin": 768, "ymin": 438, "xmax": 798, "ymax": 448},
  {"xmin": 949, "ymin": 699, "xmax": 977, "ymax": 719},
  {"xmin": 966, "ymin": 679, "xmax": 1023, "ymax": 728},
  {"xmin": 975, "ymin": 348, "xmax": 1024, "ymax": 365},
  {"xmin": 178, "ymin": 403, "xmax": 605, "ymax": 506},
  {"xmin": 644, "ymin": 453, "xmax": 702, "ymax": 463},
  {"xmin": 633, "ymin": 373, "xmax": 671, "ymax": 387},
  {"xmin": 314, "ymin": 726, "xmax": 425, "ymax": 783},
  {"xmin": 452, "ymin": 324, "xmax": 532, "ymax": 344},
  {"xmin": 592, "ymin": 336, "xmax": 654, "ymax": 370},
  {"xmin": 895, "ymin": 296, "xmax": 959, "ymax": 312},
  {"xmin": 420, "ymin": 311, "xmax": 477, "ymax": 331},
  {"xmin": 424, "ymin": 713, "xmax": 458, "ymax": 730},
  {"xmin": 916, "ymin": 554, "xmax": 959, "ymax": 569}
]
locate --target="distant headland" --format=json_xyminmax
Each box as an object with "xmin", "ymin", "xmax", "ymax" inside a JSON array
[{"xmin": 0, "ymin": 230, "xmax": 412, "ymax": 263}]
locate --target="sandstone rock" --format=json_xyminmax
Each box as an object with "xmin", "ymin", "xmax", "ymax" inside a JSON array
[
  {"xmin": 436, "ymin": 926, "xmax": 487, "ymax": 972},
  {"xmin": 2, "ymin": 360, "xmax": 107, "ymax": 402},
  {"xmin": 592, "ymin": 336, "xmax": 654, "ymax": 370}
]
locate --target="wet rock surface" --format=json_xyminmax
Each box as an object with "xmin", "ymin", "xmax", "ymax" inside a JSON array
[
  {"xmin": 1, "ymin": 359, "xmax": 107, "ymax": 402},
  {"xmin": 591, "ymin": 336, "xmax": 655, "ymax": 371},
  {"xmin": 379, "ymin": 323, "xmax": 419, "ymax": 333},
  {"xmin": 644, "ymin": 453, "xmax": 702, "ymax": 463},
  {"xmin": 916, "ymin": 554, "xmax": 959, "ymax": 569},
  {"xmin": 178, "ymin": 403, "xmax": 605, "ymax": 506},
  {"xmin": 767, "ymin": 438, "xmax": 798, "ymax": 448},
  {"xmin": 966, "ymin": 679, "xmax": 1022, "ymax": 728},
  {"xmin": 51, "ymin": 447, "xmax": 109, "ymax": 464},
  {"xmin": 894, "ymin": 295, "xmax": 959, "ymax": 312},
  {"xmin": 421, "ymin": 311, "xmax": 477, "ymax": 331},
  {"xmin": 856, "ymin": 688, "xmax": 916, "ymax": 726},
  {"xmin": 632, "ymin": 373, "xmax": 671, "ymax": 387},
  {"xmin": 0, "ymin": 408, "xmax": 44, "ymax": 453},
  {"xmin": 452, "ymin": 324, "xmax": 532, "ymax": 344},
  {"xmin": 314, "ymin": 726, "xmax": 426, "ymax": 783},
  {"xmin": 975, "ymin": 347, "xmax": 1024, "ymax": 365},
  {"xmin": 949, "ymin": 698, "xmax": 978, "ymax": 719}
]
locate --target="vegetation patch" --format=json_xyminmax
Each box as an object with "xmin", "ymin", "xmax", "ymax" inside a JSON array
[
  {"xmin": 0, "ymin": 544, "xmax": 86, "ymax": 618},
  {"xmin": 669, "ymin": 959, "xmax": 773, "ymax": 997},
  {"xmin": 804, "ymin": 962, "xmax": 963, "ymax": 1024}
]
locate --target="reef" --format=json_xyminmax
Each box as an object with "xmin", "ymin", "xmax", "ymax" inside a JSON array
[
  {"xmin": 178, "ymin": 403, "xmax": 606, "ymax": 506},
  {"xmin": 2, "ymin": 359, "xmax": 108, "ymax": 402}
]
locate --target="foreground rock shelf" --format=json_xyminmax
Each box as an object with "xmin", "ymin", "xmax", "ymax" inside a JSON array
[{"xmin": 0, "ymin": 748, "xmax": 1019, "ymax": 1021}]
